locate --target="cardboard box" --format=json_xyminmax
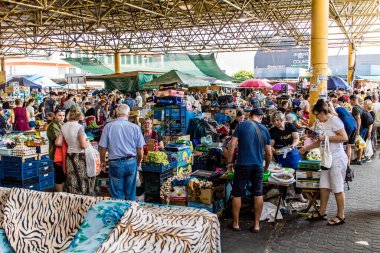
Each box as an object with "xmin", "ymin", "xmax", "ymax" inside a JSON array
[
  {"xmin": 296, "ymin": 180, "xmax": 320, "ymax": 189},
  {"xmin": 296, "ymin": 170, "xmax": 321, "ymax": 180},
  {"xmin": 147, "ymin": 139, "xmax": 156, "ymax": 152},
  {"xmin": 177, "ymin": 163, "xmax": 192, "ymax": 176},
  {"xmin": 169, "ymin": 186, "xmax": 187, "ymax": 202},
  {"xmin": 188, "ymin": 187, "xmax": 214, "ymax": 205},
  {"xmin": 169, "ymin": 201, "xmax": 187, "ymax": 207}
]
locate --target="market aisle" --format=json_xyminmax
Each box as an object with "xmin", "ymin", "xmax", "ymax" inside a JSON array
[{"xmin": 221, "ymin": 154, "xmax": 380, "ymax": 253}]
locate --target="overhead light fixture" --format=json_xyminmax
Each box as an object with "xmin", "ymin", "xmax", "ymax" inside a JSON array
[
  {"xmin": 237, "ymin": 11, "xmax": 249, "ymax": 22},
  {"xmin": 96, "ymin": 24, "xmax": 106, "ymax": 32},
  {"xmin": 59, "ymin": 52, "xmax": 64, "ymax": 56},
  {"xmin": 165, "ymin": 37, "xmax": 170, "ymax": 43}
]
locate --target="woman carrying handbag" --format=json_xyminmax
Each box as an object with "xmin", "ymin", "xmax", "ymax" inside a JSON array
[
  {"xmin": 300, "ymin": 99, "xmax": 348, "ymax": 226},
  {"xmin": 56, "ymin": 105, "xmax": 95, "ymax": 196}
]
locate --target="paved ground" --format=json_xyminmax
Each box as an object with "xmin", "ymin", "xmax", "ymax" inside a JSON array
[{"xmin": 221, "ymin": 151, "xmax": 380, "ymax": 253}]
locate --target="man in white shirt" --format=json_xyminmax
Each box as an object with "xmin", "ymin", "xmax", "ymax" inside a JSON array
[
  {"xmin": 372, "ymin": 94, "xmax": 380, "ymax": 146},
  {"xmin": 135, "ymin": 92, "xmax": 143, "ymax": 107}
]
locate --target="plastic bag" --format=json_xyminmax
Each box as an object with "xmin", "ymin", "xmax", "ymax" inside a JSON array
[
  {"xmin": 355, "ymin": 135, "xmax": 366, "ymax": 150},
  {"xmin": 260, "ymin": 202, "xmax": 283, "ymax": 222},
  {"xmin": 365, "ymin": 139, "xmax": 373, "ymax": 157},
  {"xmin": 320, "ymin": 135, "xmax": 332, "ymax": 170},
  {"xmin": 85, "ymin": 145, "xmax": 101, "ymax": 177}
]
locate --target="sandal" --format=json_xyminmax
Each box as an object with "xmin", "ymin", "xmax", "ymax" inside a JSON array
[
  {"xmin": 306, "ymin": 212, "xmax": 327, "ymax": 221},
  {"xmin": 327, "ymin": 216, "xmax": 345, "ymax": 226},
  {"xmin": 229, "ymin": 223, "xmax": 241, "ymax": 231},
  {"xmin": 249, "ymin": 224, "xmax": 262, "ymax": 233}
]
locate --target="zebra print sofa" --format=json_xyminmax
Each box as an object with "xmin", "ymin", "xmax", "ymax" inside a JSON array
[{"xmin": 0, "ymin": 188, "xmax": 220, "ymax": 253}]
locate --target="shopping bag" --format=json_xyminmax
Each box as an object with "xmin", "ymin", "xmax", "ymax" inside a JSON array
[
  {"xmin": 85, "ymin": 145, "xmax": 101, "ymax": 177},
  {"xmin": 54, "ymin": 140, "xmax": 67, "ymax": 173},
  {"xmin": 320, "ymin": 135, "xmax": 332, "ymax": 170},
  {"xmin": 355, "ymin": 135, "xmax": 366, "ymax": 150},
  {"xmin": 365, "ymin": 139, "xmax": 373, "ymax": 158}
]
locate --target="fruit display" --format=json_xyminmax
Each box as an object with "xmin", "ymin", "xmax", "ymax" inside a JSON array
[
  {"xmin": 87, "ymin": 121, "xmax": 100, "ymax": 129},
  {"xmin": 146, "ymin": 151, "xmax": 169, "ymax": 165},
  {"xmin": 25, "ymin": 138, "xmax": 46, "ymax": 147}
]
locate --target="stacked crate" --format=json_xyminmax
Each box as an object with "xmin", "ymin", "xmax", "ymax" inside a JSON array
[
  {"xmin": 141, "ymin": 162, "xmax": 177, "ymax": 203},
  {"xmin": 0, "ymin": 154, "xmax": 54, "ymax": 191},
  {"xmin": 296, "ymin": 160, "xmax": 321, "ymax": 189},
  {"xmin": 164, "ymin": 105, "xmax": 187, "ymax": 136}
]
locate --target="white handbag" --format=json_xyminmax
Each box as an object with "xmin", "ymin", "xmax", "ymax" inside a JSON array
[{"xmin": 320, "ymin": 135, "xmax": 332, "ymax": 170}]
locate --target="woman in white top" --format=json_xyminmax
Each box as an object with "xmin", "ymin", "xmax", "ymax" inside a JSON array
[
  {"xmin": 300, "ymin": 99, "xmax": 348, "ymax": 225},
  {"xmin": 56, "ymin": 105, "xmax": 95, "ymax": 196},
  {"xmin": 26, "ymin": 99, "xmax": 36, "ymax": 130}
]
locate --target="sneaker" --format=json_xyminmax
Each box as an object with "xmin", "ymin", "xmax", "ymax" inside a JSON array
[{"xmin": 351, "ymin": 160, "xmax": 363, "ymax": 165}]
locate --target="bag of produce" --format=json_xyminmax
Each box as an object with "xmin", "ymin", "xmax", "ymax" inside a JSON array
[{"xmin": 85, "ymin": 145, "xmax": 101, "ymax": 177}]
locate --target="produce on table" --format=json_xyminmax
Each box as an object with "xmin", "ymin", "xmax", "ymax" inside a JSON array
[{"xmin": 146, "ymin": 151, "xmax": 169, "ymax": 165}]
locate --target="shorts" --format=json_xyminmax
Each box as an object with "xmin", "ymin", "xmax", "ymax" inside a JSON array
[
  {"xmin": 232, "ymin": 165, "xmax": 263, "ymax": 197},
  {"xmin": 360, "ymin": 127, "xmax": 368, "ymax": 141},
  {"xmin": 319, "ymin": 151, "xmax": 347, "ymax": 193},
  {"xmin": 54, "ymin": 163, "xmax": 66, "ymax": 184},
  {"xmin": 29, "ymin": 121, "xmax": 36, "ymax": 128},
  {"xmin": 345, "ymin": 129, "xmax": 357, "ymax": 145}
]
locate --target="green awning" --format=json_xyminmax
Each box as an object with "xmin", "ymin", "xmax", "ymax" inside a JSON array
[
  {"xmin": 189, "ymin": 54, "xmax": 235, "ymax": 82},
  {"xmin": 143, "ymin": 70, "xmax": 210, "ymax": 90},
  {"xmin": 63, "ymin": 57, "xmax": 114, "ymax": 75}
]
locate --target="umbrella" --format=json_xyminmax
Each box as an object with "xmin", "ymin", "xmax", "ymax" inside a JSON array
[
  {"xmin": 327, "ymin": 76, "xmax": 350, "ymax": 90},
  {"xmin": 238, "ymin": 79, "xmax": 272, "ymax": 89},
  {"xmin": 271, "ymin": 82, "xmax": 295, "ymax": 91}
]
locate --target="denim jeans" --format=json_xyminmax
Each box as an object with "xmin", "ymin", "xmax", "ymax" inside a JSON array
[{"xmin": 108, "ymin": 158, "xmax": 137, "ymax": 200}]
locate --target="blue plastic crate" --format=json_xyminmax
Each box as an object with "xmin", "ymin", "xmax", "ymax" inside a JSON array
[
  {"xmin": 2, "ymin": 177, "xmax": 39, "ymax": 190},
  {"xmin": 153, "ymin": 109, "xmax": 165, "ymax": 121},
  {"xmin": 39, "ymin": 165, "xmax": 54, "ymax": 174},
  {"xmin": 165, "ymin": 128, "xmax": 187, "ymax": 136},
  {"xmin": 38, "ymin": 160, "xmax": 53, "ymax": 168},
  {"xmin": 164, "ymin": 106, "xmax": 186, "ymax": 119},
  {"xmin": 141, "ymin": 161, "xmax": 177, "ymax": 173},
  {"xmin": 39, "ymin": 171, "xmax": 54, "ymax": 181},
  {"xmin": 38, "ymin": 154, "xmax": 50, "ymax": 160},
  {"xmin": 3, "ymin": 166, "xmax": 38, "ymax": 180},
  {"xmin": 39, "ymin": 173, "xmax": 55, "ymax": 191},
  {"xmin": 1, "ymin": 155, "xmax": 37, "ymax": 164},
  {"xmin": 3, "ymin": 161, "xmax": 39, "ymax": 171}
]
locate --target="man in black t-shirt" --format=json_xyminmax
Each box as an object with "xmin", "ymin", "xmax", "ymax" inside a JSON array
[{"xmin": 350, "ymin": 94, "xmax": 365, "ymax": 164}]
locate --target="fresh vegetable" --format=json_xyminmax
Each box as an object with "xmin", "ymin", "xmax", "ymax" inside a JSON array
[{"xmin": 146, "ymin": 151, "xmax": 169, "ymax": 165}]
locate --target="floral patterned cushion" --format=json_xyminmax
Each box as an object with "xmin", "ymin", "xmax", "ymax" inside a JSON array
[
  {"xmin": 66, "ymin": 200, "xmax": 130, "ymax": 253},
  {"xmin": 0, "ymin": 229, "xmax": 14, "ymax": 253}
]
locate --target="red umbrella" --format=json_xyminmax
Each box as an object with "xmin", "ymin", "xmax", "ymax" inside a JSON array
[{"xmin": 238, "ymin": 79, "xmax": 272, "ymax": 89}]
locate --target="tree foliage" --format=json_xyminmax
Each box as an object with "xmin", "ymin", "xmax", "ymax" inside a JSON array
[{"xmin": 232, "ymin": 70, "xmax": 254, "ymax": 82}]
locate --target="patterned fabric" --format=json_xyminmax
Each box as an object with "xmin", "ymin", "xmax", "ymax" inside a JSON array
[
  {"xmin": 0, "ymin": 187, "xmax": 11, "ymax": 229},
  {"xmin": 0, "ymin": 229, "xmax": 14, "ymax": 253},
  {"xmin": 96, "ymin": 202, "xmax": 221, "ymax": 253},
  {"xmin": 66, "ymin": 200, "xmax": 130, "ymax": 253},
  {"xmin": 66, "ymin": 153, "xmax": 95, "ymax": 196},
  {"xmin": 3, "ymin": 188, "xmax": 100, "ymax": 253}
]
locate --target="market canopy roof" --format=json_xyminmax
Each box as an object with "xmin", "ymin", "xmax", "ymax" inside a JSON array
[
  {"xmin": 0, "ymin": 1, "xmax": 378, "ymax": 55},
  {"xmin": 142, "ymin": 70, "xmax": 211, "ymax": 90}
]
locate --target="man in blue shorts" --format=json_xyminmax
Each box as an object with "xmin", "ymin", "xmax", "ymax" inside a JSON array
[{"xmin": 227, "ymin": 109, "xmax": 272, "ymax": 233}]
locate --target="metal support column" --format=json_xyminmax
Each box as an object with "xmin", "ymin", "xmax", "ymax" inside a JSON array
[
  {"xmin": 309, "ymin": 0, "xmax": 329, "ymax": 125},
  {"xmin": 347, "ymin": 43, "xmax": 356, "ymax": 90},
  {"xmin": 114, "ymin": 52, "xmax": 121, "ymax": 74},
  {"xmin": 0, "ymin": 57, "xmax": 5, "ymax": 85}
]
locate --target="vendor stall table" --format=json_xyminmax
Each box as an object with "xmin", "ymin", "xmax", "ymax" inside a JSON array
[
  {"xmin": 298, "ymin": 189, "xmax": 320, "ymax": 216},
  {"xmin": 263, "ymin": 182, "xmax": 289, "ymax": 222}
]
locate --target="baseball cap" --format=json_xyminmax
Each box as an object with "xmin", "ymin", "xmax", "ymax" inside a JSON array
[
  {"xmin": 250, "ymin": 108, "xmax": 264, "ymax": 116},
  {"xmin": 50, "ymin": 91, "xmax": 58, "ymax": 96}
]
